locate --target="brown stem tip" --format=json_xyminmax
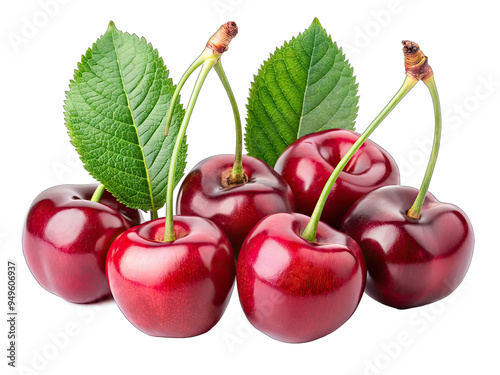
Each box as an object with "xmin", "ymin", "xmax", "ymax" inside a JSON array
[
  {"xmin": 206, "ymin": 21, "xmax": 238, "ymax": 55},
  {"xmin": 402, "ymin": 40, "xmax": 433, "ymax": 81}
]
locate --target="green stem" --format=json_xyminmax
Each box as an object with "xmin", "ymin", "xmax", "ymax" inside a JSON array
[
  {"xmin": 90, "ymin": 184, "xmax": 106, "ymax": 203},
  {"xmin": 164, "ymin": 52, "xmax": 209, "ymax": 136},
  {"xmin": 407, "ymin": 75, "xmax": 441, "ymax": 219},
  {"xmin": 301, "ymin": 76, "xmax": 419, "ymax": 242},
  {"xmin": 213, "ymin": 61, "xmax": 244, "ymax": 182},
  {"xmin": 163, "ymin": 57, "xmax": 219, "ymax": 242},
  {"xmin": 150, "ymin": 210, "xmax": 158, "ymax": 220}
]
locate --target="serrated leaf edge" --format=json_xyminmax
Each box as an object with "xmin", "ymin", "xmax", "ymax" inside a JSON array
[
  {"xmin": 244, "ymin": 18, "xmax": 359, "ymax": 166},
  {"xmin": 63, "ymin": 22, "xmax": 188, "ymax": 211}
]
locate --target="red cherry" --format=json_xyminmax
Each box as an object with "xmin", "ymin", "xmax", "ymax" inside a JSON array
[
  {"xmin": 237, "ymin": 212, "xmax": 366, "ymax": 343},
  {"xmin": 177, "ymin": 154, "xmax": 295, "ymax": 256},
  {"xmin": 22, "ymin": 184, "xmax": 142, "ymax": 303},
  {"xmin": 341, "ymin": 185, "xmax": 474, "ymax": 309},
  {"xmin": 106, "ymin": 216, "xmax": 236, "ymax": 337},
  {"xmin": 275, "ymin": 129, "xmax": 399, "ymax": 229}
]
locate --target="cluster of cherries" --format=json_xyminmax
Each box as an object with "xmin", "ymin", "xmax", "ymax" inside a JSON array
[{"xmin": 23, "ymin": 23, "xmax": 474, "ymax": 343}]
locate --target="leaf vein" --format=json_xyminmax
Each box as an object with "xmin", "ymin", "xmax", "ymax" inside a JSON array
[{"xmin": 110, "ymin": 28, "xmax": 156, "ymax": 211}]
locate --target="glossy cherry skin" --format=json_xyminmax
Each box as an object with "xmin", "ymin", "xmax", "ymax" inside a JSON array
[
  {"xmin": 106, "ymin": 216, "xmax": 236, "ymax": 337},
  {"xmin": 341, "ymin": 185, "xmax": 474, "ymax": 309},
  {"xmin": 177, "ymin": 154, "xmax": 295, "ymax": 257},
  {"xmin": 22, "ymin": 184, "xmax": 143, "ymax": 304},
  {"xmin": 275, "ymin": 129, "xmax": 399, "ymax": 229},
  {"xmin": 236, "ymin": 212, "xmax": 366, "ymax": 343}
]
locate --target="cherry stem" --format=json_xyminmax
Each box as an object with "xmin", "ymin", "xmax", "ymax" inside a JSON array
[
  {"xmin": 301, "ymin": 75, "xmax": 419, "ymax": 242},
  {"xmin": 150, "ymin": 210, "xmax": 158, "ymax": 220},
  {"xmin": 214, "ymin": 61, "xmax": 245, "ymax": 182},
  {"xmin": 164, "ymin": 22, "xmax": 238, "ymax": 137},
  {"xmin": 90, "ymin": 184, "xmax": 105, "ymax": 203},
  {"xmin": 164, "ymin": 53, "xmax": 208, "ymax": 136},
  {"xmin": 163, "ymin": 57, "xmax": 219, "ymax": 242},
  {"xmin": 407, "ymin": 75, "xmax": 441, "ymax": 219},
  {"xmin": 162, "ymin": 23, "xmax": 238, "ymax": 241}
]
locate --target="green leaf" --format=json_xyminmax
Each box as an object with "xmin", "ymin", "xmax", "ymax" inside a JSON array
[
  {"xmin": 64, "ymin": 21, "xmax": 187, "ymax": 211},
  {"xmin": 245, "ymin": 18, "xmax": 359, "ymax": 167}
]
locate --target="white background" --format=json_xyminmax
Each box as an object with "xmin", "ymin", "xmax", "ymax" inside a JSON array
[{"xmin": 1, "ymin": 0, "xmax": 499, "ymax": 374}]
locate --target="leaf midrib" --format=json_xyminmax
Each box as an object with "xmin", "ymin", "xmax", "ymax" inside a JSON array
[
  {"xmin": 110, "ymin": 29, "xmax": 156, "ymax": 211},
  {"xmin": 296, "ymin": 26, "xmax": 320, "ymax": 139}
]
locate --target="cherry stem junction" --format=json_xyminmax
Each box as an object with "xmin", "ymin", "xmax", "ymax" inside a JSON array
[
  {"xmin": 301, "ymin": 75, "xmax": 419, "ymax": 242},
  {"xmin": 214, "ymin": 61, "xmax": 245, "ymax": 182},
  {"xmin": 90, "ymin": 184, "xmax": 106, "ymax": 203},
  {"xmin": 407, "ymin": 75, "xmax": 441, "ymax": 219}
]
